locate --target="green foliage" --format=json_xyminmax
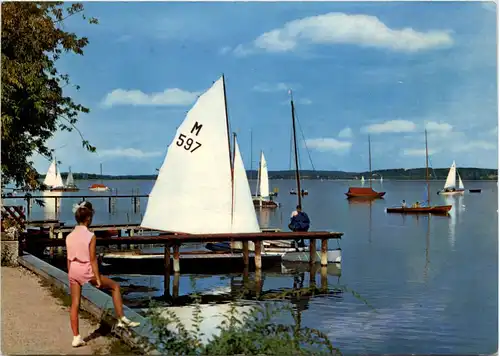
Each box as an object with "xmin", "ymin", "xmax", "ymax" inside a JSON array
[
  {"xmin": 145, "ymin": 279, "xmax": 341, "ymax": 355},
  {"xmin": 1, "ymin": 2, "xmax": 97, "ymax": 189}
]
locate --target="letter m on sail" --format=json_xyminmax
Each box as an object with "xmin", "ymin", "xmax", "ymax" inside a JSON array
[{"xmin": 191, "ymin": 122, "xmax": 203, "ymax": 136}]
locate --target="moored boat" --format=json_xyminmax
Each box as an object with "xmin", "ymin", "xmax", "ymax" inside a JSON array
[
  {"xmin": 89, "ymin": 163, "xmax": 110, "ymax": 191},
  {"xmin": 469, "ymin": 188, "xmax": 482, "ymax": 193},
  {"xmin": 43, "ymin": 159, "xmax": 64, "ymax": 191},
  {"xmin": 345, "ymin": 187, "xmax": 385, "ymax": 199},
  {"xmin": 345, "ymin": 136, "xmax": 385, "ymax": 199}
]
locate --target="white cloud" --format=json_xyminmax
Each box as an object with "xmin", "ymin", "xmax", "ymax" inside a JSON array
[
  {"xmin": 402, "ymin": 148, "xmax": 439, "ymax": 156},
  {"xmin": 305, "ymin": 138, "xmax": 352, "ymax": 153},
  {"xmin": 298, "ymin": 98, "xmax": 312, "ymax": 105},
  {"xmin": 252, "ymin": 82, "xmax": 291, "ymax": 92},
  {"xmin": 102, "ymin": 88, "xmax": 200, "ymax": 108},
  {"xmin": 425, "ymin": 121, "xmax": 453, "ymax": 133},
  {"xmin": 451, "ymin": 140, "xmax": 496, "ymax": 153},
  {"xmin": 338, "ymin": 127, "xmax": 353, "ymax": 138},
  {"xmin": 231, "ymin": 12, "xmax": 453, "ymax": 56},
  {"xmin": 99, "ymin": 148, "xmax": 163, "ymax": 159},
  {"xmin": 361, "ymin": 120, "xmax": 416, "ymax": 134}
]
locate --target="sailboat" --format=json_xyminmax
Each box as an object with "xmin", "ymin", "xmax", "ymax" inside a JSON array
[
  {"xmin": 51, "ymin": 166, "xmax": 80, "ymax": 192},
  {"xmin": 43, "ymin": 159, "xmax": 64, "ymax": 191},
  {"xmin": 386, "ymin": 130, "xmax": 452, "ymax": 215},
  {"xmin": 345, "ymin": 136, "xmax": 386, "ymax": 199},
  {"xmin": 437, "ymin": 161, "xmax": 465, "ymax": 195},
  {"xmin": 89, "ymin": 163, "xmax": 110, "ymax": 192},
  {"xmin": 252, "ymin": 151, "xmax": 279, "ymax": 208},
  {"xmin": 139, "ymin": 76, "xmax": 342, "ymax": 264}
]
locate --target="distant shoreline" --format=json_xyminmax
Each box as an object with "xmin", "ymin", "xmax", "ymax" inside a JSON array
[{"xmin": 40, "ymin": 167, "xmax": 498, "ymax": 181}]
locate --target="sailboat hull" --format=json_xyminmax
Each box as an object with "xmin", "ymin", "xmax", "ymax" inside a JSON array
[
  {"xmin": 345, "ymin": 187, "xmax": 385, "ymax": 199},
  {"xmin": 50, "ymin": 186, "xmax": 79, "ymax": 192},
  {"xmin": 252, "ymin": 197, "xmax": 279, "ymax": 208},
  {"xmin": 437, "ymin": 189, "xmax": 464, "ymax": 195},
  {"xmin": 386, "ymin": 205, "xmax": 452, "ymax": 215}
]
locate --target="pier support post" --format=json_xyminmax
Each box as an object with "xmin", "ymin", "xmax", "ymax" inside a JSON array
[
  {"xmin": 321, "ymin": 266, "xmax": 328, "ymax": 292},
  {"xmin": 309, "ymin": 238, "xmax": 316, "ymax": 266},
  {"xmin": 49, "ymin": 226, "xmax": 54, "ymax": 239},
  {"xmin": 26, "ymin": 198, "xmax": 32, "ymax": 218},
  {"xmin": 321, "ymin": 239, "xmax": 328, "ymax": 267},
  {"xmin": 173, "ymin": 244, "xmax": 180, "ymax": 273},
  {"xmin": 129, "ymin": 229, "xmax": 134, "ymax": 237},
  {"xmin": 242, "ymin": 241, "xmax": 249, "ymax": 268},
  {"xmin": 254, "ymin": 240, "xmax": 262, "ymax": 270},
  {"xmin": 57, "ymin": 231, "xmax": 63, "ymax": 239}
]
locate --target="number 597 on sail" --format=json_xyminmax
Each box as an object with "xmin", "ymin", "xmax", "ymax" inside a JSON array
[{"xmin": 176, "ymin": 133, "xmax": 202, "ymax": 153}]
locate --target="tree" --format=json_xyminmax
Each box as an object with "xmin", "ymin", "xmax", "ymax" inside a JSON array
[{"xmin": 1, "ymin": 2, "xmax": 97, "ymax": 189}]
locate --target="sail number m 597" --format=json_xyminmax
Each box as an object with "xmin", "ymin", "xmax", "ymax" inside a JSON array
[{"xmin": 176, "ymin": 133, "xmax": 202, "ymax": 153}]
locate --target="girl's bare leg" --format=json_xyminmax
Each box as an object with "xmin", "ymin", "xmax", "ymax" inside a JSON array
[
  {"xmin": 70, "ymin": 283, "xmax": 82, "ymax": 336},
  {"xmin": 89, "ymin": 276, "xmax": 140, "ymax": 327},
  {"xmin": 90, "ymin": 276, "xmax": 124, "ymax": 317}
]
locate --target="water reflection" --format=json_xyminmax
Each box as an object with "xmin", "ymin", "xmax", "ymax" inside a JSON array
[
  {"xmin": 347, "ymin": 199, "xmax": 373, "ymax": 243},
  {"xmin": 443, "ymin": 195, "xmax": 465, "ymax": 248},
  {"xmin": 42, "ymin": 190, "xmax": 62, "ymax": 220}
]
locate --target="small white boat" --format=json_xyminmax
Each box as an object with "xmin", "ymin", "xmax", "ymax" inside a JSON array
[{"xmin": 438, "ymin": 161, "xmax": 465, "ymax": 195}]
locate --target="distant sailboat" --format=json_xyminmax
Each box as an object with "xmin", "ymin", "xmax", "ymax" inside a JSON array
[
  {"xmin": 89, "ymin": 163, "xmax": 110, "ymax": 192},
  {"xmin": 43, "ymin": 159, "xmax": 64, "ymax": 191},
  {"xmin": 253, "ymin": 151, "xmax": 279, "ymax": 208},
  {"xmin": 438, "ymin": 161, "xmax": 465, "ymax": 195}
]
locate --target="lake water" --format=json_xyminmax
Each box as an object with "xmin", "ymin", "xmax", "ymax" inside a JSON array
[{"xmin": 13, "ymin": 179, "xmax": 498, "ymax": 354}]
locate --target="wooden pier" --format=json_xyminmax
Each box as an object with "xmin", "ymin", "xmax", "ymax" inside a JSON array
[{"xmin": 24, "ymin": 230, "xmax": 343, "ymax": 275}]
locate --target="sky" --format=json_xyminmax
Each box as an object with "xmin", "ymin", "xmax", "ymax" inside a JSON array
[{"xmin": 33, "ymin": 1, "xmax": 498, "ymax": 175}]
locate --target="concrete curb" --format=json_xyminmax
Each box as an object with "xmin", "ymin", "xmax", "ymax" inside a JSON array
[{"xmin": 18, "ymin": 252, "xmax": 159, "ymax": 354}]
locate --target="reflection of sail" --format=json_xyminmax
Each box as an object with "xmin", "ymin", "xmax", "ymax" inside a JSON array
[
  {"xmin": 42, "ymin": 191, "xmax": 62, "ymax": 220},
  {"xmin": 444, "ymin": 196, "xmax": 457, "ymax": 248},
  {"xmin": 160, "ymin": 303, "xmax": 256, "ymax": 345},
  {"xmin": 257, "ymin": 208, "xmax": 271, "ymax": 228}
]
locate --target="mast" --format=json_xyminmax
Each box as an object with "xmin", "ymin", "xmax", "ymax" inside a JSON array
[
  {"xmin": 222, "ymin": 74, "xmax": 235, "ymax": 224},
  {"xmin": 290, "ymin": 90, "xmax": 302, "ymax": 207},
  {"xmin": 425, "ymin": 129, "xmax": 430, "ymax": 206},
  {"xmin": 250, "ymin": 129, "xmax": 253, "ymax": 177},
  {"xmin": 255, "ymin": 151, "xmax": 261, "ymax": 197},
  {"xmin": 368, "ymin": 135, "xmax": 372, "ymax": 188},
  {"xmin": 100, "ymin": 162, "xmax": 103, "ymax": 184}
]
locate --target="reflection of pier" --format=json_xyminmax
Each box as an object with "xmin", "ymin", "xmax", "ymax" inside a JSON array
[{"xmin": 136, "ymin": 263, "xmax": 342, "ymax": 309}]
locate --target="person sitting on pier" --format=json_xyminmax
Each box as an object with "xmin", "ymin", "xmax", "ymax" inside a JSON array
[
  {"xmin": 288, "ymin": 205, "xmax": 310, "ymax": 249},
  {"xmin": 66, "ymin": 201, "xmax": 140, "ymax": 348}
]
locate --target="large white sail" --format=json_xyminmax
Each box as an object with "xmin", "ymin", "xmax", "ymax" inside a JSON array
[
  {"xmin": 43, "ymin": 160, "xmax": 58, "ymax": 188},
  {"xmin": 444, "ymin": 161, "xmax": 457, "ymax": 189},
  {"xmin": 55, "ymin": 170, "xmax": 64, "ymax": 187},
  {"xmin": 232, "ymin": 139, "xmax": 260, "ymax": 233},
  {"xmin": 259, "ymin": 152, "xmax": 270, "ymax": 198},
  {"xmin": 141, "ymin": 77, "xmax": 259, "ymax": 234},
  {"xmin": 458, "ymin": 173, "xmax": 464, "ymax": 190}
]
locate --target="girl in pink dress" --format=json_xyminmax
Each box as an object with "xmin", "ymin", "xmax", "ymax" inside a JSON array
[{"xmin": 66, "ymin": 201, "xmax": 139, "ymax": 347}]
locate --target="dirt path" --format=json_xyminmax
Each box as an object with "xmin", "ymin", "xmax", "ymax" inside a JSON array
[{"xmin": 1, "ymin": 266, "xmax": 127, "ymax": 355}]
